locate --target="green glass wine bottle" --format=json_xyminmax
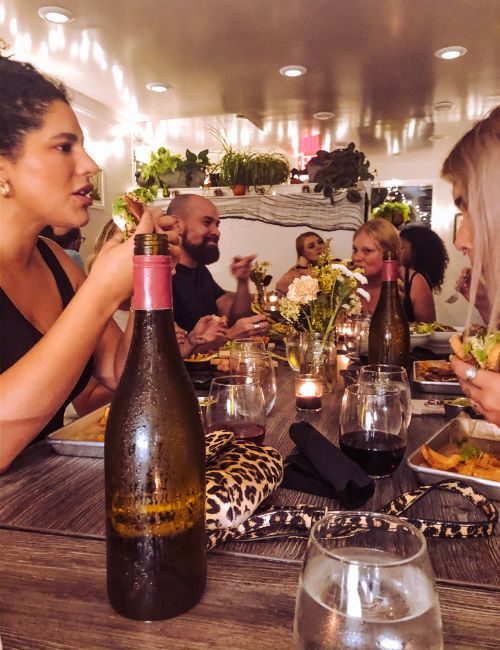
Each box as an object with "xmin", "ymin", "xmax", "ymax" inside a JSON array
[
  {"xmin": 368, "ymin": 251, "xmax": 410, "ymax": 368},
  {"xmin": 104, "ymin": 233, "xmax": 206, "ymax": 621}
]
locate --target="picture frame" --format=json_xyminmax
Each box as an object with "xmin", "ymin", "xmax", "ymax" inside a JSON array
[
  {"xmin": 90, "ymin": 168, "xmax": 104, "ymax": 209},
  {"xmin": 453, "ymin": 212, "xmax": 463, "ymax": 243}
]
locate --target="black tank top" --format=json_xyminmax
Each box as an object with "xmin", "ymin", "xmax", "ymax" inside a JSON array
[
  {"xmin": 0, "ymin": 238, "xmax": 93, "ymax": 443},
  {"xmin": 403, "ymin": 267, "xmax": 432, "ymax": 322}
]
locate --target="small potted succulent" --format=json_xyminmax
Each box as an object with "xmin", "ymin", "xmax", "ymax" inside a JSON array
[{"xmin": 308, "ymin": 143, "xmax": 374, "ymax": 205}]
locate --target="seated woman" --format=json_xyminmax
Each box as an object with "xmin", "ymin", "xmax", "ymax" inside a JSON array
[
  {"xmin": 276, "ymin": 231, "xmax": 326, "ymax": 295},
  {"xmin": 87, "ymin": 219, "xmax": 226, "ymax": 356},
  {"xmin": 351, "ymin": 219, "xmax": 401, "ymax": 314},
  {"xmin": 0, "ymin": 58, "xmax": 181, "ymax": 473},
  {"xmin": 399, "ymin": 226, "xmax": 449, "ymax": 322}
]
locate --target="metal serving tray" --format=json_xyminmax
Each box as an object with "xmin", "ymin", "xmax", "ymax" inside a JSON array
[
  {"xmin": 412, "ymin": 360, "xmax": 462, "ymax": 395},
  {"xmin": 407, "ymin": 416, "xmax": 500, "ymax": 500},
  {"xmin": 47, "ymin": 398, "xmax": 210, "ymax": 459}
]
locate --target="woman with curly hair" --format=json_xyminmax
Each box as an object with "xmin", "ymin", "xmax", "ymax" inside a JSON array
[{"xmin": 399, "ymin": 226, "xmax": 449, "ymax": 322}]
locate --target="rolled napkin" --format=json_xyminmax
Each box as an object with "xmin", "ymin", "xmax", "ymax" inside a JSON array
[{"xmin": 282, "ymin": 422, "xmax": 375, "ymax": 508}]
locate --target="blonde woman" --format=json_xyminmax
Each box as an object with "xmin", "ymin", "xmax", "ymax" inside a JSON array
[
  {"xmin": 444, "ymin": 106, "xmax": 500, "ymax": 424},
  {"xmin": 276, "ymin": 231, "xmax": 326, "ymax": 295},
  {"xmin": 351, "ymin": 219, "xmax": 401, "ymax": 314}
]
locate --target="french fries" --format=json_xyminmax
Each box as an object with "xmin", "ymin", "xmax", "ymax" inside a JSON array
[{"xmin": 421, "ymin": 442, "xmax": 500, "ymax": 481}]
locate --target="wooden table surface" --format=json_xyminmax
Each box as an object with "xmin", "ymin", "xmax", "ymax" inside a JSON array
[{"xmin": 0, "ymin": 361, "xmax": 499, "ymax": 649}]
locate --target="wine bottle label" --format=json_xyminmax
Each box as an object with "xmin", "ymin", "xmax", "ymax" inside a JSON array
[
  {"xmin": 132, "ymin": 256, "xmax": 172, "ymax": 310},
  {"xmin": 110, "ymin": 491, "xmax": 204, "ymax": 537},
  {"xmin": 382, "ymin": 260, "xmax": 399, "ymax": 282}
]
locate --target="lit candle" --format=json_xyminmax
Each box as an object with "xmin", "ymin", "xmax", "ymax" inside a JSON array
[{"xmin": 295, "ymin": 374, "xmax": 323, "ymax": 411}]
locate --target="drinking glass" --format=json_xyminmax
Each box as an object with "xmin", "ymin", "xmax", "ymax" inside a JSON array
[
  {"xmin": 294, "ymin": 512, "xmax": 443, "ymax": 650},
  {"xmin": 284, "ymin": 330, "xmax": 301, "ymax": 372},
  {"xmin": 343, "ymin": 314, "xmax": 371, "ymax": 360},
  {"xmin": 229, "ymin": 350, "xmax": 277, "ymax": 414},
  {"xmin": 206, "ymin": 375, "xmax": 266, "ymax": 445},
  {"xmin": 339, "ymin": 383, "xmax": 407, "ymax": 478},
  {"xmin": 359, "ymin": 363, "xmax": 412, "ymax": 429},
  {"xmin": 230, "ymin": 338, "xmax": 267, "ymax": 355}
]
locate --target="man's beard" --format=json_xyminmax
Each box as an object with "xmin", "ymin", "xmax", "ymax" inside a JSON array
[{"xmin": 183, "ymin": 236, "xmax": 220, "ymax": 265}]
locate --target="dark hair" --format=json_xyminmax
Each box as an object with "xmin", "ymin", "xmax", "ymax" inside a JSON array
[
  {"xmin": 400, "ymin": 226, "xmax": 449, "ymax": 291},
  {"xmin": 0, "ymin": 57, "xmax": 70, "ymax": 158},
  {"xmin": 41, "ymin": 226, "xmax": 81, "ymax": 249},
  {"xmin": 295, "ymin": 231, "xmax": 324, "ymax": 258}
]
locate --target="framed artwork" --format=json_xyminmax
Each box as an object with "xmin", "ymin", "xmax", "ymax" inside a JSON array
[
  {"xmin": 453, "ymin": 212, "xmax": 463, "ymax": 243},
  {"xmin": 90, "ymin": 168, "xmax": 104, "ymax": 209}
]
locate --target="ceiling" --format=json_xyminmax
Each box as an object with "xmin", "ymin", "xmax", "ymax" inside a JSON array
[{"xmin": 3, "ymin": 0, "xmax": 500, "ymax": 163}]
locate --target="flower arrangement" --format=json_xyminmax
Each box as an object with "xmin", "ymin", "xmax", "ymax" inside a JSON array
[
  {"xmin": 249, "ymin": 260, "xmax": 273, "ymax": 308},
  {"xmin": 279, "ymin": 248, "xmax": 369, "ymax": 340}
]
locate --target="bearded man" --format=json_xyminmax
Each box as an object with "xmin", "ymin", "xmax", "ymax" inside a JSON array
[{"xmin": 167, "ymin": 194, "xmax": 268, "ymax": 340}]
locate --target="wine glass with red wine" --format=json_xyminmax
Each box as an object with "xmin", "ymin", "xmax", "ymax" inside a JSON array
[
  {"xmin": 206, "ymin": 375, "xmax": 267, "ymax": 445},
  {"xmin": 339, "ymin": 383, "xmax": 407, "ymax": 478}
]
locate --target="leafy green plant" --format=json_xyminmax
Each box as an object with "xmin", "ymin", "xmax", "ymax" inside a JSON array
[
  {"xmin": 309, "ymin": 143, "xmax": 374, "ymax": 205},
  {"xmin": 371, "ymin": 201, "xmax": 411, "ymax": 227},
  {"xmin": 249, "ymin": 152, "xmax": 289, "ymax": 187},
  {"xmin": 177, "ymin": 149, "xmax": 210, "ymax": 186},
  {"xmin": 138, "ymin": 147, "xmax": 183, "ymax": 190}
]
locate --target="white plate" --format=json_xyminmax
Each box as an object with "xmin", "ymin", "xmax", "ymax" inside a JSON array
[{"xmin": 410, "ymin": 333, "xmax": 430, "ymax": 350}]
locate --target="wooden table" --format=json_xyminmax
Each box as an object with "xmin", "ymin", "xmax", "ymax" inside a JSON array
[{"xmin": 1, "ymin": 363, "xmax": 499, "ymax": 649}]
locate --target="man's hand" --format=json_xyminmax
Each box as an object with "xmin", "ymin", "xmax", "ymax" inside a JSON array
[
  {"xmin": 230, "ymin": 255, "xmax": 256, "ymax": 282},
  {"xmin": 227, "ymin": 314, "xmax": 269, "ymax": 340}
]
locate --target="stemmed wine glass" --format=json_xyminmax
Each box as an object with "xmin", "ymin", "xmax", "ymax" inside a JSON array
[
  {"xmin": 229, "ymin": 350, "xmax": 277, "ymax": 414},
  {"xmin": 359, "ymin": 363, "xmax": 412, "ymax": 429},
  {"xmin": 339, "ymin": 383, "xmax": 407, "ymax": 478},
  {"xmin": 294, "ymin": 512, "xmax": 443, "ymax": 649},
  {"xmin": 206, "ymin": 375, "xmax": 266, "ymax": 445}
]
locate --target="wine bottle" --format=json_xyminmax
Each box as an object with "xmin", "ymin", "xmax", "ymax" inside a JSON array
[
  {"xmin": 104, "ymin": 233, "xmax": 206, "ymax": 621},
  {"xmin": 368, "ymin": 251, "xmax": 410, "ymax": 368}
]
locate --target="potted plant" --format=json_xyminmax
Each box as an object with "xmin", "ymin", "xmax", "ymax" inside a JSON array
[
  {"xmin": 308, "ymin": 143, "xmax": 375, "ymax": 205},
  {"xmin": 248, "ymin": 152, "xmax": 290, "ymax": 189},
  {"xmin": 371, "ymin": 201, "xmax": 414, "ymax": 228},
  {"xmin": 177, "ymin": 149, "xmax": 210, "ymax": 187},
  {"xmin": 137, "ymin": 147, "xmax": 184, "ymax": 191}
]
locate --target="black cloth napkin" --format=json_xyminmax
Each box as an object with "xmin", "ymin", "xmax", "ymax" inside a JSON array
[{"xmin": 282, "ymin": 422, "xmax": 375, "ymax": 508}]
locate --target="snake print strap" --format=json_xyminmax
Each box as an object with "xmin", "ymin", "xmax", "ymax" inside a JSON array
[{"xmin": 207, "ymin": 480, "xmax": 498, "ymax": 550}]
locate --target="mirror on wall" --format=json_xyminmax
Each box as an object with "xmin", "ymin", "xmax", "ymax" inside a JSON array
[{"xmin": 375, "ymin": 183, "xmax": 433, "ymax": 227}]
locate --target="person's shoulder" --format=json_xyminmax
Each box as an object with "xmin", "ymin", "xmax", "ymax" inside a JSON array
[{"xmin": 39, "ymin": 237, "xmax": 86, "ymax": 286}]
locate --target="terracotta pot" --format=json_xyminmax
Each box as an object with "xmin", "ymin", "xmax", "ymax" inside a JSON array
[{"xmin": 232, "ymin": 184, "xmax": 247, "ymax": 196}]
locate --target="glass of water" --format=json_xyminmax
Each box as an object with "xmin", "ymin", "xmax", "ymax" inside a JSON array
[
  {"xmin": 294, "ymin": 512, "xmax": 443, "ymax": 650},
  {"xmin": 284, "ymin": 330, "xmax": 301, "ymax": 372}
]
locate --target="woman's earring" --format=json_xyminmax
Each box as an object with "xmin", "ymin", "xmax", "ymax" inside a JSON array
[{"xmin": 0, "ymin": 180, "xmax": 10, "ymax": 198}]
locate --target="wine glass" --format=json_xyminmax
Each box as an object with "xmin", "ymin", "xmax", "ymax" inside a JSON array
[
  {"xmin": 294, "ymin": 511, "xmax": 443, "ymax": 649},
  {"xmin": 230, "ymin": 338, "xmax": 267, "ymax": 355},
  {"xmin": 359, "ymin": 363, "xmax": 412, "ymax": 429},
  {"xmin": 339, "ymin": 383, "xmax": 407, "ymax": 478},
  {"xmin": 284, "ymin": 330, "xmax": 301, "ymax": 372},
  {"xmin": 229, "ymin": 350, "xmax": 277, "ymax": 414},
  {"xmin": 343, "ymin": 314, "xmax": 371, "ymax": 360},
  {"xmin": 206, "ymin": 375, "xmax": 266, "ymax": 445}
]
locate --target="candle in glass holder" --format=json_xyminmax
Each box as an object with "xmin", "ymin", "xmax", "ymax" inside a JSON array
[
  {"xmin": 264, "ymin": 290, "xmax": 281, "ymax": 312},
  {"xmin": 295, "ymin": 374, "xmax": 323, "ymax": 411}
]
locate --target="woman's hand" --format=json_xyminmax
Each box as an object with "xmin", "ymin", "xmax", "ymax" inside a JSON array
[
  {"xmin": 188, "ymin": 315, "xmax": 227, "ymax": 347},
  {"xmin": 174, "ymin": 323, "xmax": 187, "ymax": 345},
  {"xmin": 450, "ymin": 355, "xmax": 500, "ymax": 425},
  {"xmin": 227, "ymin": 314, "xmax": 269, "ymax": 340}
]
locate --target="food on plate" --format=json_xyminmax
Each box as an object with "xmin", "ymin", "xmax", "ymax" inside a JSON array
[
  {"xmin": 98, "ymin": 406, "xmax": 110, "ymax": 427},
  {"xmin": 450, "ymin": 327, "xmax": 500, "ymax": 371},
  {"xmin": 421, "ymin": 440, "xmax": 500, "ymax": 481},
  {"xmin": 415, "ymin": 360, "xmax": 458, "ymax": 383},
  {"xmin": 111, "ymin": 187, "xmax": 157, "ymax": 237},
  {"xmin": 410, "ymin": 322, "xmax": 456, "ymax": 335},
  {"xmin": 184, "ymin": 352, "xmax": 220, "ymax": 363}
]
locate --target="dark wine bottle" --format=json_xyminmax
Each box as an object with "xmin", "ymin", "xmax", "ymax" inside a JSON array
[
  {"xmin": 104, "ymin": 233, "xmax": 206, "ymax": 621},
  {"xmin": 368, "ymin": 251, "xmax": 410, "ymax": 368}
]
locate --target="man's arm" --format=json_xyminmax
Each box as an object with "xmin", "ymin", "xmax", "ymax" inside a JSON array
[{"xmin": 216, "ymin": 255, "xmax": 256, "ymax": 325}]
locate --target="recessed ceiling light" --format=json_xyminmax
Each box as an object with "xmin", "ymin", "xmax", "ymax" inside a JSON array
[
  {"xmin": 434, "ymin": 101, "xmax": 454, "ymax": 111},
  {"xmin": 279, "ymin": 65, "xmax": 307, "ymax": 78},
  {"xmin": 313, "ymin": 111, "xmax": 335, "ymax": 120},
  {"xmin": 145, "ymin": 82, "xmax": 171, "ymax": 93},
  {"xmin": 37, "ymin": 6, "xmax": 74, "ymax": 24},
  {"xmin": 434, "ymin": 46, "xmax": 467, "ymax": 60},
  {"xmin": 429, "ymin": 134, "xmax": 447, "ymax": 141}
]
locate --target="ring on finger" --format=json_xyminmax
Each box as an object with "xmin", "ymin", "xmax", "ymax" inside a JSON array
[
  {"xmin": 254, "ymin": 323, "xmax": 260, "ymax": 329},
  {"xmin": 465, "ymin": 366, "xmax": 478, "ymax": 383}
]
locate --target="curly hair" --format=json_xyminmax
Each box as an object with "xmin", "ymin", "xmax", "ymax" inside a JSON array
[
  {"xmin": 400, "ymin": 226, "xmax": 449, "ymax": 292},
  {"xmin": 0, "ymin": 57, "xmax": 70, "ymax": 159}
]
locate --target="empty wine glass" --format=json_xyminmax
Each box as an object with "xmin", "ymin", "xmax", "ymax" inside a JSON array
[
  {"xmin": 359, "ymin": 363, "xmax": 412, "ymax": 429},
  {"xmin": 230, "ymin": 338, "xmax": 267, "ymax": 355},
  {"xmin": 294, "ymin": 512, "xmax": 443, "ymax": 649},
  {"xmin": 229, "ymin": 350, "xmax": 277, "ymax": 414},
  {"xmin": 206, "ymin": 375, "xmax": 266, "ymax": 445},
  {"xmin": 339, "ymin": 383, "xmax": 407, "ymax": 478}
]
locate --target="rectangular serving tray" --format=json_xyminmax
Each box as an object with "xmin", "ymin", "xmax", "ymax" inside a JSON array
[
  {"xmin": 406, "ymin": 417, "xmax": 500, "ymax": 500},
  {"xmin": 412, "ymin": 360, "xmax": 462, "ymax": 395}
]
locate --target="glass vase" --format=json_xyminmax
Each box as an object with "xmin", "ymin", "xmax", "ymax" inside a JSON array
[{"xmin": 299, "ymin": 331, "xmax": 337, "ymax": 392}]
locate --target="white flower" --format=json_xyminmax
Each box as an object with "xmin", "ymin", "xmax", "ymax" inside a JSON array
[
  {"xmin": 353, "ymin": 271, "xmax": 368, "ymax": 285},
  {"xmin": 287, "ymin": 275, "xmax": 319, "ymax": 304},
  {"xmin": 357, "ymin": 287, "xmax": 371, "ymax": 301}
]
